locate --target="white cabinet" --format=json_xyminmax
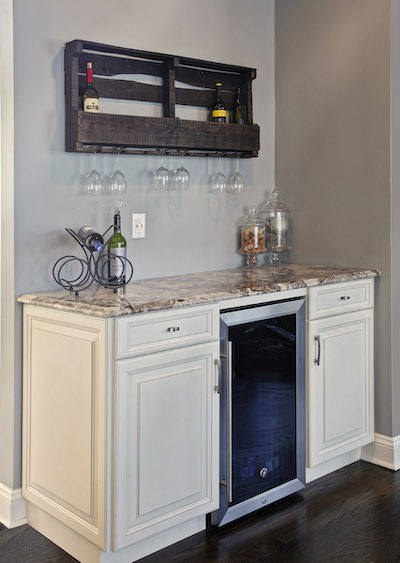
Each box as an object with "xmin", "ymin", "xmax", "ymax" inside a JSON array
[
  {"xmin": 114, "ymin": 342, "xmax": 220, "ymax": 550},
  {"xmin": 22, "ymin": 303, "xmax": 220, "ymax": 562},
  {"xmin": 20, "ymin": 279, "xmax": 376, "ymax": 562},
  {"xmin": 307, "ymin": 306, "xmax": 374, "ymax": 467},
  {"xmin": 22, "ymin": 306, "xmax": 108, "ymax": 549}
]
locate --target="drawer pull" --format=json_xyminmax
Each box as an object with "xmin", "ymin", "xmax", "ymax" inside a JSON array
[
  {"xmin": 340, "ymin": 296, "xmax": 351, "ymax": 301},
  {"xmin": 167, "ymin": 326, "xmax": 180, "ymax": 332}
]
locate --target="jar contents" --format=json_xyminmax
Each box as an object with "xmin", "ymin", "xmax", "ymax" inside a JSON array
[
  {"xmin": 239, "ymin": 208, "xmax": 266, "ymax": 266},
  {"xmin": 259, "ymin": 189, "xmax": 291, "ymax": 259},
  {"xmin": 241, "ymin": 226, "xmax": 265, "ymax": 254}
]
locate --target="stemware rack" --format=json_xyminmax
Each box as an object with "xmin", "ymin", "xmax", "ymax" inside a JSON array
[{"xmin": 65, "ymin": 40, "xmax": 260, "ymax": 158}]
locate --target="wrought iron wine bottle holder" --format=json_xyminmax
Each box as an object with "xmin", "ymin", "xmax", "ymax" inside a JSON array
[{"xmin": 53, "ymin": 226, "xmax": 133, "ymax": 295}]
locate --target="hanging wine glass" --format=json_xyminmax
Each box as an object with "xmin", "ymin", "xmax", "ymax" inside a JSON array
[
  {"xmin": 152, "ymin": 152, "xmax": 170, "ymax": 191},
  {"xmin": 83, "ymin": 150, "xmax": 104, "ymax": 194},
  {"xmin": 172, "ymin": 153, "xmax": 190, "ymax": 190},
  {"xmin": 108, "ymin": 150, "xmax": 127, "ymax": 193},
  {"xmin": 228, "ymin": 156, "xmax": 246, "ymax": 193},
  {"xmin": 209, "ymin": 155, "xmax": 226, "ymax": 192}
]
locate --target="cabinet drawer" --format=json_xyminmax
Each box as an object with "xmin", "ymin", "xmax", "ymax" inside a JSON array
[
  {"xmin": 116, "ymin": 305, "xmax": 219, "ymax": 358},
  {"xmin": 308, "ymin": 279, "xmax": 373, "ymax": 320}
]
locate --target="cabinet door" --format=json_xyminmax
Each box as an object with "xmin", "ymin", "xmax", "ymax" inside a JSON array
[
  {"xmin": 307, "ymin": 309, "xmax": 374, "ymax": 467},
  {"xmin": 114, "ymin": 342, "xmax": 220, "ymax": 550}
]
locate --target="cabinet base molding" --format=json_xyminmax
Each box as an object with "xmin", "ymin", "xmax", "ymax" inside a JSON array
[
  {"xmin": 361, "ymin": 433, "xmax": 400, "ymax": 471},
  {"xmin": 26, "ymin": 502, "xmax": 205, "ymax": 563},
  {"xmin": 306, "ymin": 449, "xmax": 361, "ymax": 483},
  {"xmin": 0, "ymin": 483, "xmax": 26, "ymax": 528}
]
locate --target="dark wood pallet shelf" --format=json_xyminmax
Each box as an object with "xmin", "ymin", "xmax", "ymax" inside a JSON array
[
  {"xmin": 65, "ymin": 40, "xmax": 260, "ymax": 158},
  {"xmin": 73, "ymin": 110, "xmax": 260, "ymax": 157}
]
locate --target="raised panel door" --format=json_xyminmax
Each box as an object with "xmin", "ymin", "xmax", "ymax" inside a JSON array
[
  {"xmin": 114, "ymin": 342, "xmax": 219, "ymax": 550},
  {"xmin": 307, "ymin": 309, "xmax": 374, "ymax": 467},
  {"xmin": 22, "ymin": 306, "xmax": 107, "ymax": 548}
]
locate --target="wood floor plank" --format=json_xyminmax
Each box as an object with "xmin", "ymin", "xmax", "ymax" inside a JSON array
[
  {"xmin": 140, "ymin": 461, "xmax": 400, "ymax": 563},
  {"xmin": 0, "ymin": 461, "xmax": 399, "ymax": 562},
  {"xmin": 0, "ymin": 522, "xmax": 77, "ymax": 562}
]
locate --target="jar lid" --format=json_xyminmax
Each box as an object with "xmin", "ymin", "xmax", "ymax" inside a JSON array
[
  {"xmin": 240, "ymin": 207, "xmax": 264, "ymax": 226},
  {"xmin": 259, "ymin": 189, "xmax": 289, "ymax": 215}
]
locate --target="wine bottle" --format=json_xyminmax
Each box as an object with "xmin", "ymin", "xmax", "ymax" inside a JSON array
[
  {"xmin": 83, "ymin": 62, "xmax": 99, "ymax": 113},
  {"xmin": 77, "ymin": 226, "xmax": 104, "ymax": 251},
  {"xmin": 212, "ymin": 82, "xmax": 227, "ymax": 123},
  {"xmin": 233, "ymin": 87, "xmax": 246, "ymax": 124},
  {"xmin": 108, "ymin": 210, "xmax": 127, "ymax": 283}
]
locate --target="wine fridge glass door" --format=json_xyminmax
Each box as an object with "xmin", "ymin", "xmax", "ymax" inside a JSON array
[{"xmin": 213, "ymin": 298, "xmax": 306, "ymax": 527}]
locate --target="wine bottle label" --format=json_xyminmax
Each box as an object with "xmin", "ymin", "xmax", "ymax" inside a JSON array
[
  {"xmin": 84, "ymin": 98, "xmax": 99, "ymax": 113},
  {"xmin": 109, "ymin": 247, "xmax": 126, "ymax": 280},
  {"xmin": 212, "ymin": 109, "xmax": 227, "ymax": 118}
]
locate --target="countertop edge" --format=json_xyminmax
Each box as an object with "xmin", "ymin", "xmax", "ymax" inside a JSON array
[{"xmin": 17, "ymin": 267, "xmax": 381, "ymax": 319}]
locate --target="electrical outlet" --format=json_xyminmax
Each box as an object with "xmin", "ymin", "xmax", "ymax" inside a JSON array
[{"xmin": 132, "ymin": 213, "xmax": 145, "ymax": 238}]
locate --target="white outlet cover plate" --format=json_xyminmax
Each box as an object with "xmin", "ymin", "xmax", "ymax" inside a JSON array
[{"xmin": 132, "ymin": 213, "xmax": 145, "ymax": 238}]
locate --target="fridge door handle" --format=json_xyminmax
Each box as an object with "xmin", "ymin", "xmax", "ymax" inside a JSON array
[{"xmin": 226, "ymin": 341, "xmax": 233, "ymax": 503}]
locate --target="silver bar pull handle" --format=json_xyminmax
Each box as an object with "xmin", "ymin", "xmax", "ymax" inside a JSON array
[
  {"xmin": 226, "ymin": 341, "xmax": 233, "ymax": 503},
  {"xmin": 214, "ymin": 358, "xmax": 221, "ymax": 393},
  {"xmin": 314, "ymin": 335, "xmax": 321, "ymax": 366},
  {"xmin": 340, "ymin": 295, "xmax": 351, "ymax": 301},
  {"xmin": 167, "ymin": 326, "xmax": 180, "ymax": 332}
]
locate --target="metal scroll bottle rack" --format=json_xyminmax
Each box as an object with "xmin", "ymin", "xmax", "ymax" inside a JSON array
[
  {"xmin": 53, "ymin": 226, "xmax": 133, "ymax": 295},
  {"xmin": 65, "ymin": 40, "xmax": 260, "ymax": 158}
]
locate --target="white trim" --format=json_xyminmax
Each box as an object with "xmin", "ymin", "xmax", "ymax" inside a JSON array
[
  {"xmin": 306, "ymin": 448, "xmax": 361, "ymax": 483},
  {"xmin": 0, "ymin": 0, "xmax": 16, "ymax": 488},
  {"xmin": 361, "ymin": 432, "xmax": 400, "ymax": 470},
  {"xmin": 0, "ymin": 483, "xmax": 26, "ymax": 528}
]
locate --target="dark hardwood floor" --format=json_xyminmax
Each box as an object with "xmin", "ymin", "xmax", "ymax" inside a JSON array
[{"xmin": 1, "ymin": 461, "xmax": 400, "ymax": 563}]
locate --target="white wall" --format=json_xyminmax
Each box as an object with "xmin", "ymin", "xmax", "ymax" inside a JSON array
[{"xmin": 8, "ymin": 0, "xmax": 275, "ymax": 485}]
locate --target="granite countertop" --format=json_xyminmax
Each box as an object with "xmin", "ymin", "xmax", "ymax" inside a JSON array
[{"xmin": 17, "ymin": 264, "xmax": 380, "ymax": 319}]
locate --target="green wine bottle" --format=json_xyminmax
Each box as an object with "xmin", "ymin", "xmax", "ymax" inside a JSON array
[
  {"xmin": 233, "ymin": 87, "xmax": 246, "ymax": 124},
  {"xmin": 108, "ymin": 210, "xmax": 126, "ymax": 284},
  {"xmin": 211, "ymin": 82, "xmax": 227, "ymax": 123},
  {"xmin": 83, "ymin": 62, "xmax": 99, "ymax": 113}
]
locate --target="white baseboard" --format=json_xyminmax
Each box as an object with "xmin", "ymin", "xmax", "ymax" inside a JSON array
[
  {"xmin": 306, "ymin": 448, "xmax": 361, "ymax": 483},
  {"xmin": 0, "ymin": 483, "xmax": 27, "ymax": 528},
  {"xmin": 361, "ymin": 433, "xmax": 400, "ymax": 470}
]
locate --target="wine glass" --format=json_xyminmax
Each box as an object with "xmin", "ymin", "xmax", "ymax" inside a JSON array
[
  {"xmin": 83, "ymin": 150, "xmax": 104, "ymax": 194},
  {"xmin": 209, "ymin": 156, "xmax": 226, "ymax": 192},
  {"xmin": 172, "ymin": 154, "xmax": 190, "ymax": 190},
  {"xmin": 152, "ymin": 152, "xmax": 170, "ymax": 191},
  {"xmin": 108, "ymin": 150, "xmax": 127, "ymax": 193},
  {"xmin": 228, "ymin": 156, "xmax": 246, "ymax": 193}
]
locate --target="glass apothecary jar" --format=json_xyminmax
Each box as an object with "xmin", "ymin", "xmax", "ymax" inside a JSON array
[
  {"xmin": 259, "ymin": 189, "xmax": 291, "ymax": 263},
  {"xmin": 239, "ymin": 208, "xmax": 266, "ymax": 266}
]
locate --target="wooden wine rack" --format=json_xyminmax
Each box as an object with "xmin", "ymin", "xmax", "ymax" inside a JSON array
[{"xmin": 65, "ymin": 40, "xmax": 260, "ymax": 157}]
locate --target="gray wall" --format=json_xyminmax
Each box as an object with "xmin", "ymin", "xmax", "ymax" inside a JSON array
[
  {"xmin": 8, "ymin": 0, "xmax": 275, "ymax": 485},
  {"xmin": 275, "ymin": 0, "xmax": 392, "ymax": 434}
]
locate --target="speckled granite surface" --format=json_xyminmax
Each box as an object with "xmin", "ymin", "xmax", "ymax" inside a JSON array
[{"xmin": 17, "ymin": 264, "xmax": 380, "ymax": 318}]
